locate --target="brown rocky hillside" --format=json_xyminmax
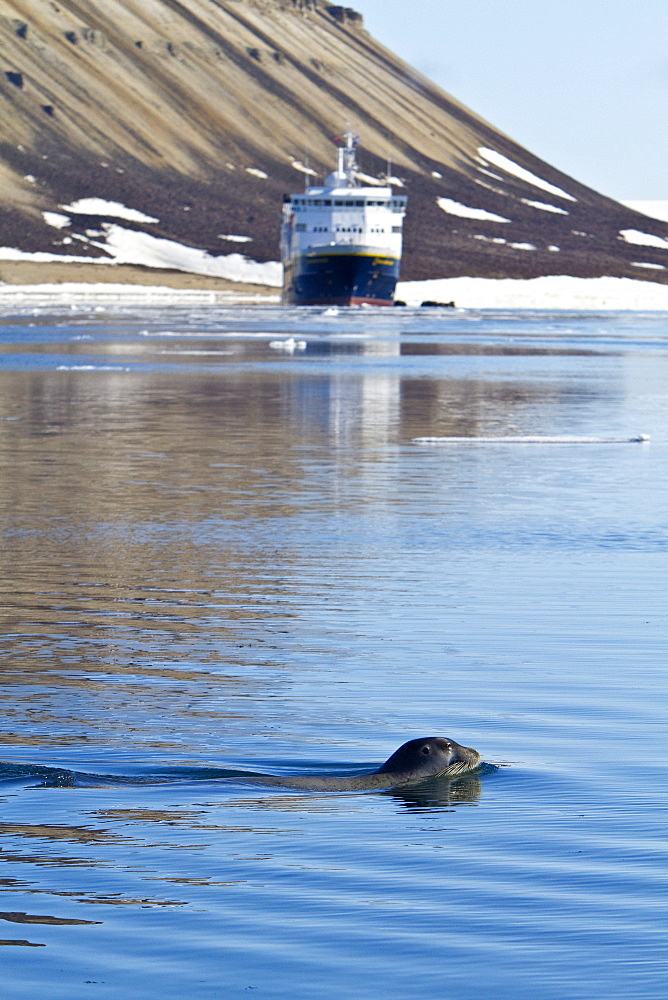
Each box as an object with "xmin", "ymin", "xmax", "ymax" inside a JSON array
[{"xmin": 1, "ymin": 0, "xmax": 667, "ymax": 283}]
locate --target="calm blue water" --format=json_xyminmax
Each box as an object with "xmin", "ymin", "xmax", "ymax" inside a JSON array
[{"xmin": 0, "ymin": 303, "xmax": 666, "ymax": 999}]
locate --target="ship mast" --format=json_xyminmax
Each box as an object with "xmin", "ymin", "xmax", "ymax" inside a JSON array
[{"xmin": 336, "ymin": 127, "xmax": 359, "ymax": 187}]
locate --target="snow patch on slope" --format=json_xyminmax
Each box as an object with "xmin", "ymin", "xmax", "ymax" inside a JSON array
[
  {"xmin": 619, "ymin": 229, "xmax": 668, "ymax": 251},
  {"xmin": 43, "ymin": 212, "xmax": 71, "ymax": 229},
  {"xmin": 521, "ymin": 199, "xmax": 569, "ymax": 215},
  {"xmin": 62, "ymin": 199, "xmax": 159, "ymax": 223},
  {"xmin": 1, "ymin": 225, "xmax": 281, "ymax": 286},
  {"xmin": 89, "ymin": 225, "xmax": 281, "ymax": 284},
  {"xmin": 291, "ymin": 160, "xmax": 318, "ymax": 176},
  {"xmin": 622, "ymin": 201, "xmax": 668, "ymax": 224},
  {"xmin": 437, "ymin": 198, "xmax": 510, "ymax": 223},
  {"xmin": 478, "ymin": 148, "xmax": 577, "ymax": 203}
]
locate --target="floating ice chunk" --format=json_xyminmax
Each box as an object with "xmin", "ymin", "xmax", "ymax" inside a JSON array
[
  {"xmin": 56, "ymin": 364, "xmax": 129, "ymax": 371},
  {"xmin": 478, "ymin": 148, "xmax": 577, "ymax": 202},
  {"xmin": 437, "ymin": 197, "xmax": 510, "ymax": 223},
  {"xmin": 413, "ymin": 435, "xmax": 649, "ymax": 445},
  {"xmin": 62, "ymin": 199, "xmax": 159, "ymax": 223},
  {"xmin": 43, "ymin": 211, "xmax": 71, "ymax": 229},
  {"xmin": 520, "ymin": 199, "xmax": 569, "ymax": 215},
  {"xmin": 619, "ymin": 229, "xmax": 668, "ymax": 250},
  {"xmin": 269, "ymin": 338, "xmax": 306, "ymax": 352},
  {"xmin": 246, "ymin": 167, "xmax": 268, "ymax": 179}
]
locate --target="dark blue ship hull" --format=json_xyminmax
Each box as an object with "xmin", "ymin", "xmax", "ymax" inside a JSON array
[{"xmin": 283, "ymin": 248, "xmax": 400, "ymax": 306}]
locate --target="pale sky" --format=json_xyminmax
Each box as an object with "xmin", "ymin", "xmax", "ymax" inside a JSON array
[{"xmin": 351, "ymin": 0, "xmax": 667, "ymax": 201}]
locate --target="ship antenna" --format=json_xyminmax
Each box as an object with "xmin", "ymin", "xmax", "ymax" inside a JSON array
[{"xmin": 341, "ymin": 124, "xmax": 358, "ymax": 187}]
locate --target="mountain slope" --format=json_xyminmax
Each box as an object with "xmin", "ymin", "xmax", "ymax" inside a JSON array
[{"xmin": 1, "ymin": 0, "xmax": 667, "ymax": 284}]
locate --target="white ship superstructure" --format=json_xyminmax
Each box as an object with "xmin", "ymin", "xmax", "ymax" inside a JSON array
[{"xmin": 280, "ymin": 131, "xmax": 407, "ymax": 306}]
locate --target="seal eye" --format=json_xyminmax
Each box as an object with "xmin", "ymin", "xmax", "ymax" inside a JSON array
[{"xmin": 421, "ymin": 746, "xmax": 430, "ymax": 755}]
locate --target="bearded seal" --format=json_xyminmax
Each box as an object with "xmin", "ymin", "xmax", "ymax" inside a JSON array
[{"xmin": 237, "ymin": 737, "xmax": 481, "ymax": 791}]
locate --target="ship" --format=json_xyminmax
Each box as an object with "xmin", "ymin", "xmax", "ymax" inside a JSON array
[{"xmin": 280, "ymin": 130, "xmax": 407, "ymax": 306}]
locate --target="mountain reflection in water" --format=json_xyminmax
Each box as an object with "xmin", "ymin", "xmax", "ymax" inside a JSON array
[{"xmin": 0, "ymin": 305, "xmax": 666, "ymax": 1000}]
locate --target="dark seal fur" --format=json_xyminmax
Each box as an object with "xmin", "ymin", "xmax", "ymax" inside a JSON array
[{"xmin": 239, "ymin": 737, "xmax": 481, "ymax": 791}]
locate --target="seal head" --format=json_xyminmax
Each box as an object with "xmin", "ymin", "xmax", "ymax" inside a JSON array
[{"xmin": 375, "ymin": 737, "xmax": 481, "ymax": 782}]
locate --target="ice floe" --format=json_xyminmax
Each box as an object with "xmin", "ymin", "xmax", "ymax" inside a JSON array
[
  {"xmin": 478, "ymin": 148, "xmax": 577, "ymax": 202},
  {"xmin": 269, "ymin": 338, "xmax": 307, "ymax": 352},
  {"xmin": 437, "ymin": 197, "xmax": 510, "ymax": 223}
]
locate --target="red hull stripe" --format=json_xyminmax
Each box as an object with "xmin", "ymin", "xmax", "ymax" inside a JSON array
[{"xmin": 294, "ymin": 296, "xmax": 395, "ymax": 307}]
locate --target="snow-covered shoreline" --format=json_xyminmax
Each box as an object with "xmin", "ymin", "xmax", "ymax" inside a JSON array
[
  {"xmin": 395, "ymin": 274, "xmax": 668, "ymax": 310},
  {"xmin": 1, "ymin": 273, "xmax": 668, "ymax": 311}
]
